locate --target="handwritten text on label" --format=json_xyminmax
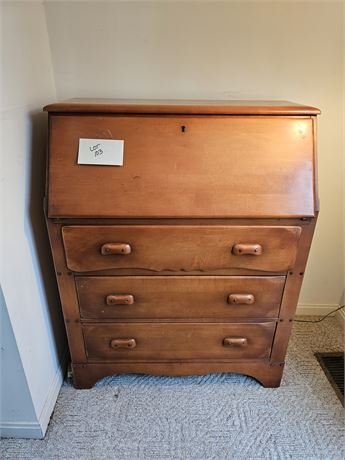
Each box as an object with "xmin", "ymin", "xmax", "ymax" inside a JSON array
[{"xmin": 78, "ymin": 138, "xmax": 124, "ymax": 166}]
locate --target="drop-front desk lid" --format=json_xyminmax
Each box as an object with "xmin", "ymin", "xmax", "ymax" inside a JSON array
[{"xmin": 45, "ymin": 99, "xmax": 320, "ymax": 218}]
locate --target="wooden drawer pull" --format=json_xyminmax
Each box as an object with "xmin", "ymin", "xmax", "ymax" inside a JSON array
[
  {"xmin": 227, "ymin": 294, "xmax": 255, "ymax": 305},
  {"xmin": 223, "ymin": 337, "xmax": 248, "ymax": 347},
  {"xmin": 101, "ymin": 243, "xmax": 132, "ymax": 255},
  {"xmin": 106, "ymin": 294, "xmax": 135, "ymax": 306},
  {"xmin": 232, "ymin": 243, "xmax": 262, "ymax": 256},
  {"xmin": 110, "ymin": 338, "xmax": 137, "ymax": 349}
]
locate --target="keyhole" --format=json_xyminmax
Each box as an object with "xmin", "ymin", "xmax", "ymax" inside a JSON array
[{"xmin": 181, "ymin": 125, "xmax": 186, "ymax": 133}]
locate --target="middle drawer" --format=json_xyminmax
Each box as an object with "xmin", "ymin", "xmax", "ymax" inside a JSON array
[{"xmin": 76, "ymin": 276, "xmax": 285, "ymax": 320}]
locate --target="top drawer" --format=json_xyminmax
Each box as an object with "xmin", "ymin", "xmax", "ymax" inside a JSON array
[
  {"xmin": 48, "ymin": 115, "xmax": 315, "ymax": 218},
  {"xmin": 62, "ymin": 225, "xmax": 301, "ymax": 273}
]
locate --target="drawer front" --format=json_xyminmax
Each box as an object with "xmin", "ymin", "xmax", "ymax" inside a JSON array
[
  {"xmin": 83, "ymin": 322, "xmax": 276, "ymax": 361},
  {"xmin": 63, "ymin": 225, "xmax": 301, "ymax": 272},
  {"xmin": 76, "ymin": 276, "xmax": 285, "ymax": 320},
  {"xmin": 48, "ymin": 115, "xmax": 315, "ymax": 218}
]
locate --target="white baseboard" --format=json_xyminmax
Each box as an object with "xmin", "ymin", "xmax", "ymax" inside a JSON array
[
  {"xmin": 38, "ymin": 349, "xmax": 69, "ymax": 437},
  {"xmin": 0, "ymin": 421, "xmax": 43, "ymax": 439},
  {"xmin": 296, "ymin": 303, "xmax": 339, "ymax": 316},
  {"xmin": 0, "ymin": 349, "xmax": 69, "ymax": 439}
]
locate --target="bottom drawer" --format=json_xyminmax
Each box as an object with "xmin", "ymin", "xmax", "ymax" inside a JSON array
[{"xmin": 83, "ymin": 322, "xmax": 276, "ymax": 361}]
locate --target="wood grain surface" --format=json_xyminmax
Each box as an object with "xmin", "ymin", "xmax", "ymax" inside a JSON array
[
  {"xmin": 62, "ymin": 225, "xmax": 301, "ymax": 272},
  {"xmin": 44, "ymin": 98, "xmax": 320, "ymax": 115},
  {"xmin": 71, "ymin": 360, "xmax": 285, "ymax": 388},
  {"xmin": 48, "ymin": 115, "xmax": 315, "ymax": 218},
  {"xmin": 83, "ymin": 322, "xmax": 276, "ymax": 361},
  {"xmin": 76, "ymin": 275, "xmax": 285, "ymax": 320}
]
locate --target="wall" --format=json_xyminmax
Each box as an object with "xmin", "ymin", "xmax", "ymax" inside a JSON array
[
  {"xmin": 0, "ymin": 1, "xmax": 67, "ymax": 438},
  {"xmin": 44, "ymin": 0, "xmax": 344, "ymax": 313}
]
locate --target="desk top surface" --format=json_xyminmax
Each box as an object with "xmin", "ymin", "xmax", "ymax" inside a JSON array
[{"xmin": 44, "ymin": 98, "xmax": 320, "ymax": 116}]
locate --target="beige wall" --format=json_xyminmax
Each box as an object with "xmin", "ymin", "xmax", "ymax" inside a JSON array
[{"xmin": 44, "ymin": 0, "xmax": 344, "ymax": 309}]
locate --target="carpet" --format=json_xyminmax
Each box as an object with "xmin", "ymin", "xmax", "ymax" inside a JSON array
[{"xmin": 1, "ymin": 317, "xmax": 344, "ymax": 460}]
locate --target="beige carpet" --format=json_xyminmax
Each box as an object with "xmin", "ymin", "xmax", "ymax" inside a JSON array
[{"xmin": 1, "ymin": 317, "xmax": 344, "ymax": 459}]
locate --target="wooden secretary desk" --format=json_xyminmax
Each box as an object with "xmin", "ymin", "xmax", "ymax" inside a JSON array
[{"xmin": 44, "ymin": 99, "xmax": 320, "ymax": 388}]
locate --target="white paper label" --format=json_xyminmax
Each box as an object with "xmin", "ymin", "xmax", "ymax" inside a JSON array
[{"xmin": 77, "ymin": 138, "xmax": 124, "ymax": 166}]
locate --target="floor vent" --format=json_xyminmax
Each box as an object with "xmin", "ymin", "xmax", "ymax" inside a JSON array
[{"xmin": 315, "ymin": 352, "xmax": 344, "ymax": 406}]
